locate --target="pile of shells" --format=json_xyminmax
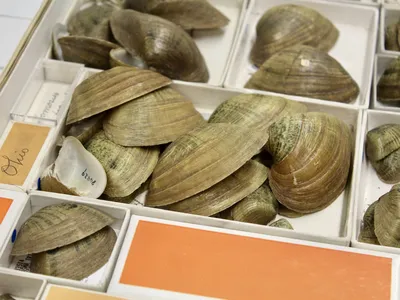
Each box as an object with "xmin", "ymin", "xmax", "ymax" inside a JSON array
[
  {"xmin": 11, "ymin": 203, "xmax": 116, "ymax": 280},
  {"xmin": 40, "ymin": 65, "xmax": 353, "ymax": 229},
  {"xmin": 52, "ymin": 0, "xmax": 229, "ymax": 83},
  {"xmin": 377, "ymin": 57, "xmax": 400, "ymax": 103},
  {"xmin": 246, "ymin": 4, "xmax": 359, "ymax": 103}
]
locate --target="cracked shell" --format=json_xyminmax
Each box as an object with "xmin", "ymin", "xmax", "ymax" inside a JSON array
[{"xmin": 377, "ymin": 57, "xmax": 400, "ymax": 102}]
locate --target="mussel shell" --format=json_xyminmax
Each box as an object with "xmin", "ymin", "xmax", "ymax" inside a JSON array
[
  {"xmin": 103, "ymin": 87, "xmax": 205, "ymax": 146},
  {"xmin": 267, "ymin": 112, "xmax": 352, "ymax": 213},
  {"xmin": 371, "ymin": 148, "xmax": 400, "ymax": 184},
  {"xmin": 358, "ymin": 201, "xmax": 379, "ymax": 245},
  {"xmin": 31, "ymin": 226, "xmax": 116, "ymax": 280},
  {"xmin": 163, "ymin": 160, "xmax": 268, "ymax": 215},
  {"xmin": 245, "ymin": 45, "xmax": 359, "ymax": 103},
  {"xmin": 66, "ymin": 66, "xmax": 171, "ymax": 125},
  {"xmin": 377, "ymin": 57, "xmax": 400, "ymax": 102},
  {"xmin": 250, "ymin": 4, "xmax": 338, "ymax": 66},
  {"xmin": 109, "ymin": 48, "xmax": 147, "ymax": 68},
  {"xmin": 11, "ymin": 203, "xmax": 114, "ymax": 256},
  {"xmin": 65, "ymin": 114, "xmax": 104, "ymax": 145},
  {"xmin": 366, "ymin": 124, "xmax": 400, "ymax": 162},
  {"xmin": 110, "ymin": 9, "xmax": 209, "ymax": 82},
  {"xmin": 269, "ymin": 218, "xmax": 293, "ymax": 229},
  {"xmin": 385, "ymin": 23, "xmax": 400, "ymax": 52},
  {"xmin": 146, "ymin": 123, "xmax": 266, "ymax": 206}
]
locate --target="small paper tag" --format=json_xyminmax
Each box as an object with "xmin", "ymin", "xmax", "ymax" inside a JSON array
[
  {"xmin": 46, "ymin": 286, "xmax": 124, "ymax": 300},
  {"xmin": 0, "ymin": 197, "xmax": 13, "ymax": 224}
]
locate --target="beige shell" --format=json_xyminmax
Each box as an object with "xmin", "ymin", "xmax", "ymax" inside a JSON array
[
  {"xmin": 162, "ymin": 160, "xmax": 268, "ymax": 215},
  {"xmin": 65, "ymin": 114, "xmax": 104, "ymax": 145},
  {"xmin": 146, "ymin": 123, "xmax": 266, "ymax": 206},
  {"xmin": 110, "ymin": 48, "xmax": 147, "ymax": 68},
  {"xmin": 269, "ymin": 218, "xmax": 294, "ymax": 230},
  {"xmin": 377, "ymin": 57, "xmax": 400, "ymax": 102},
  {"xmin": 11, "ymin": 203, "xmax": 114, "ymax": 256},
  {"xmin": 110, "ymin": 9, "xmax": 209, "ymax": 82},
  {"xmin": 267, "ymin": 112, "xmax": 352, "ymax": 213},
  {"xmin": 245, "ymin": 45, "xmax": 360, "ymax": 103},
  {"xmin": 66, "ymin": 66, "xmax": 171, "ymax": 125},
  {"xmin": 103, "ymin": 87, "xmax": 205, "ymax": 146},
  {"xmin": 86, "ymin": 131, "xmax": 159, "ymax": 201},
  {"xmin": 31, "ymin": 226, "xmax": 116, "ymax": 280},
  {"xmin": 358, "ymin": 201, "xmax": 379, "ymax": 245},
  {"xmin": 250, "ymin": 4, "xmax": 338, "ymax": 66}
]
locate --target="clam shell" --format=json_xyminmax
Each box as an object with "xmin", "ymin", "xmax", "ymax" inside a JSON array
[
  {"xmin": 146, "ymin": 123, "xmax": 266, "ymax": 206},
  {"xmin": 269, "ymin": 218, "xmax": 293, "ymax": 230},
  {"xmin": 52, "ymin": 23, "xmax": 69, "ymax": 60},
  {"xmin": 31, "ymin": 226, "xmax": 116, "ymax": 281},
  {"xmin": 110, "ymin": 9, "xmax": 209, "ymax": 82},
  {"xmin": 110, "ymin": 48, "xmax": 147, "ymax": 68},
  {"xmin": 0, "ymin": 295, "xmax": 15, "ymax": 300},
  {"xmin": 162, "ymin": 160, "xmax": 268, "ymax": 215},
  {"xmin": 371, "ymin": 148, "xmax": 400, "ymax": 184},
  {"xmin": 125, "ymin": 0, "xmax": 229, "ymax": 30},
  {"xmin": 366, "ymin": 124, "xmax": 400, "ymax": 161},
  {"xmin": 40, "ymin": 137, "xmax": 107, "ymax": 198},
  {"xmin": 358, "ymin": 201, "xmax": 379, "ymax": 245},
  {"xmin": 66, "ymin": 66, "xmax": 171, "ymax": 125},
  {"xmin": 267, "ymin": 112, "xmax": 352, "ymax": 213},
  {"xmin": 65, "ymin": 114, "xmax": 104, "ymax": 145},
  {"xmin": 385, "ymin": 23, "xmax": 400, "ymax": 52},
  {"xmin": 250, "ymin": 4, "xmax": 338, "ymax": 66},
  {"xmin": 86, "ymin": 131, "xmax": 159, "ymax": 199},
  {"xmin": 245, "ymin": 45, "xmax": 360, "ymax": 103},
  {"xmin": 11, "ymin": 203, "xmax": 113, "ymax": 256},
  {"xmin": 103, "ymin": 87, "xmax": 205, "ymax": 146},
  {"xmin": 221, "ymin": 182, "xmax": 278, "ymax": 225},
  {"xmin": 377, "ymin": 57, "xmax": 400, "ymax": 102}
]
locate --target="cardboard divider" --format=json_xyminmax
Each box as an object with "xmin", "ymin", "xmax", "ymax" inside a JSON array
[
  {"xmin": 224, "ymin": 0, "xmax": 379, "ymax": 108},
  {"xmin": 0, "ymin": 191, "xmax": 130, "ymax": 292},
  {"xmin": 0, "ymin": 269, "xmax": 46, "ymax": 300}
]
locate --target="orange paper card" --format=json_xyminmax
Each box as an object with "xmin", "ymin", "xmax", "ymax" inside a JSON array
[
  {"xmin": 120, "ymin": 221, "xmax": 393, "ymax": 300},
  {"xmin": 0, "ymin": 197, "xmax": 12, "ymax": 224},
  {"xmin": 0, "ymin": 123, "xmax": 50, "ymax": 185},
  {"xmin": 46, "ymin": 286, "xmax": 124, "ymax": 300}
]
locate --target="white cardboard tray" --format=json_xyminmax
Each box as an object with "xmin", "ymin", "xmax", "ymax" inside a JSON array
[
  {"xmin": 224, "ymin": 0, "xmax": 379, "ymax": 108},
  {"xmin": 0, "ymin": 191, "xmax": 130, "ymax": 292},
  {"xmin": 0, "ymin": 268, "xmax": 46, "ymax": 300}
]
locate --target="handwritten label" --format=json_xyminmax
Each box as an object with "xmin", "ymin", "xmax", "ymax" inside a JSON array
[
  {"xmin": 82, "ymin": 168, "xmax": 97, "ymax": 186},
  {"xmin": 0, "ymin": 197, "xmax": 13, "ymax": 224},
  {"xmin": 46, "ymin": 286, "xmax": 124, "ymax": 300},
  {"xmin": 0, "ymin": 123, "xmax": 50, "ymax": 185},
  {"xmin": 40, "ymin": 92, "xmax": 61, "ymax": 118}
]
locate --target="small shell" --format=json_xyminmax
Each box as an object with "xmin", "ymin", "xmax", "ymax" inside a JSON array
[
  {"xmin": 52, "ymin": 23, "xmax": 69, "ymax": 60},
  {"xmin": 371, "ymin": 149, "xmax": 400, "ymax": 184},
  {"xmin": 385, "ymin": 23, "xmax": 400, "ymax": 52},
  {"xmin": 31, "ymin": 226, "xmax": 116, "ymax": 281},
  {"xmin": 245, "ymin": 45, "xmax": 359, "ymax": 103},
  {"xmin": 377, "ymin": 57, "xmax": 400, "ymax": 102},
  {"xmin": 163, "ymin": 160, "xmax": 268, "ymax": 215},
  {"xmin": 366, "ymin": 124, "xmax": 400, "ymax": 161},
  {"xmin": 146, "ymin": 123, "xmax": 266, "ymax": 206},
  {"xmin": 110, "ymin": 48, "xmax": 147, "ymax": 68},
  {"xmin": 66, "ymin": 66, "xmax": 171, "ymax": 125},
  {"xmin": 358, "ymin": 201, "xmax": 379, "ymax": 245},
  {"xmin": 40, "ymin": 137, "xmax": 107, "ymax": 198},
  {"xmin": 269, "ymin": 218, "xmax": 294, "ymax": 230},
  {"xmin": 103, "ymin": 87, "xmax": 205, "ymax": 146},
  {"xmin": 11, "ymin": 203, "xmax": 114, "ymax": 256},
  {"xmin": 65, "ymin": 114, "xmax": 105, "ymax": 145}
]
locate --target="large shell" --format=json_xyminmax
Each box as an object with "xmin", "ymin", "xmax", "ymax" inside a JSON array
[
  {"xmin": 31, "ymin": 226, "xmax": 116, "ymax": 280},
  {"xmin": 162, "ymin": 160, "xmax": 268, "ymax": 214},
  {"xmin": 377, "ymin": 57, "xmax": 400, "ymax": 102},
  {"xmin": 65, "ymin": 114, "xmax": 104, "ymax": 145},
  {"xmin": 385, "ymin": 22, "xmax": 400, "ymax": 52},
  {"xmin": 11, "ymin": 203, "xmax": 113, "ymax": 256},
  {"xmin": 104, "ymin": 87, "xmax": 205, "ymax": 146},
  {"xmin": 267, "ymin": 112, "xmax": 352, "ymax": 213},
  {"xmin": 110, "ymin": 9, "xmax": 209, "ymax": 82},
  {"xmin": 86, "ymin": 131, "xmax": 159, "ymax": 201},
  {"xmin": 125, "ymin": 0, "xmax": 229, "ymax": 30},
  {"xmin": 358, "ymin": 201, "xmax": 379, "ymax": 245},
  {"xmin": 221, "ymin": 182, "xmax": 278, "ymax": 225},
  {"xmin": 269, "ymin": 218, "xmax": 294, "ymax": 229},
  {"xmin": 245, "ymin": 45, "xmax": 360, "ymax": 103},
  {"xmin": 66, "ymin": 66, "xmax": 171, "ymax": 125},
  {"xmin": 110, "ymin": 48, "xmax": 147, "ymax": 68},
  {"xmin": 146, "ymin": 123, "xmax": 266, "ymax": 206},
  {"xmin": 250, "ymin": 5, "xmax": 338, "ymax": 67},
  {"xmin": 40, "ymin": 137, "xmax": 107, "ymax": 198},
  {"xmin": 58, "ymin": 36, "xmax": 119, "ymax": 70}
]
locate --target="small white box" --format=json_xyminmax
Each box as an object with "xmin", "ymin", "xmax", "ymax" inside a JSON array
[
  {"xmin": 0, "ymin": 268, "xmax": 46, "ymax": 300},
  {"xmin": 0, "ymin": 191, "xmax": 130, "ymax": 292}
]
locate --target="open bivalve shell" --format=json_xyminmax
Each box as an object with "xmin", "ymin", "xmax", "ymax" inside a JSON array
[
  {"xmin": 110, "ymin": 9, "xmax": 209, "ymax": 82},
  {"xmin": 40, "ymin": 137, "xmax": 107, "ymax": 198},
  {"xmin": 377, "ymin": 57, "xmax": 400, "ymax": 103},
  {"xmin": 267, "ymin": 112, "xmax": 352, "ymax": 214},
  {"xmin": 86, "ymin": 131, "xmax": 160, "ymax": 202},
  {"xmin": 65, "ymin": 114, "xmax": 104, "ymax": 145},
  {"xmin": 250, "ymin": 4, "xmax": 338, "ymax": 67},
  {"xmin": 163, "ymin": 160, "xmax": 268, "ymax": 215},
  {"xmin": 358, "ymin": 201, "xmax": 379, "ymax": 245},
  {"xmin": 125, "ymin": 0, "xmax": 230, "ymax": 30},
  {"xmin": 31, "ymin": 226, "xmax": 117, "ymax": 281},
  {"xmin": 245, "ymin": 45, "xmax": 360, "ymax": 103},
  {"xmin": 66, "ymin": 66, "xmax": 171, "ymax": 125},
  {"xmin": 146, "ymin": 123, "xmax": 266, "ymax": 206},
  {"xmin": 269, "ymin": 218, "xmax": 293, "ymax": 230},
  {"xmin": 11, "ymin": 203, "xmax": 114, "ymax": 256},
  {"xmin": 104, "ymin": 87, "xmax": 205, "ymax": 146}
]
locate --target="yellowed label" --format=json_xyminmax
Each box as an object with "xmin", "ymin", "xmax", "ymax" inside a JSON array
[{"xmin": 46, "ymin": 286, "xmax": 124, "ymax": 300}]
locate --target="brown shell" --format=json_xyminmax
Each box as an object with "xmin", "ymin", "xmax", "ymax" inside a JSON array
[
  {"xmin": 269, "ymin": 218, "xmax": 294, "ymax": 230},
  {"xmin": 245, "ymin": 45, "xmax": 359, "ymax": 103},
  {"xmin": 358, "ymin": 201, "xmax": 379, "ymax": 245},
  {"xmin": 125, "ymin": 0, "xmax": 229, "ymax": 30},
  {"xmin": 385, "ymin": 23, "xmax": 400, "ymax": 52},
  {"xmin": 31, "ymin": 226, "xmax": 116, "ymax": 281},
  {"xmin": 377, "ymin": 57, "xmax": 400, "ymax": 102},
  {"xmin": 162, "ymin": 160, "xmax": 268, "ymax": 214},
  {"xmin": 267, "ymin": 112, "xmax": 352, "ymax": 213},
  {"xmin": 103, "ymin": 87, "xmax": 205, "ymax": 146},
  {"xmin": 109, "ymin": 48, "xmax": 146, "ymax": 68},
  {"xmin": 11, "ymin": 203, "xmax": 114, "ymax": 256},
  {"xmin": 66, "ymin": 66, "xmax": 171, "ymax": 125},
  {"xmin": 65, "ymin": 114, "xmax": 104, "ymax": 145},
  {"xmin": 371, "ymin": 149, "xmax": 400, "ymax": 184},
  {"xmin": 146, "ymin": 123, "xmax": 266, "ymax": 206},
  {"xmin": 110, "ymin": 9, "xmax": 209, "ymax": 82},
  {"xmin": 366, "ymin": 124, "xmax": 400, "ymax": 162},
  {"xmin": 250, "ymin": 4, "xmax": 338, "ymax": 67},
  {"xmin": 40, "ymin": 167, "xmax": 79, "ymax": 197}
]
